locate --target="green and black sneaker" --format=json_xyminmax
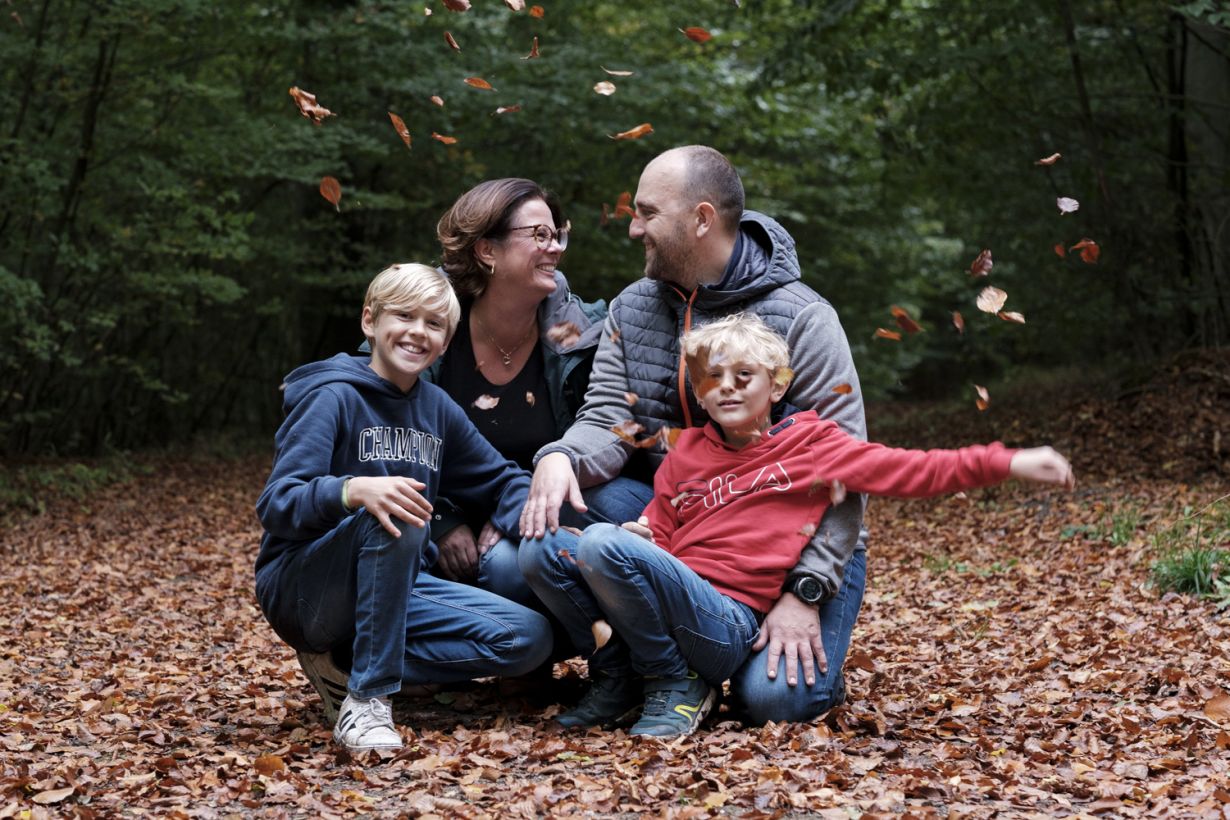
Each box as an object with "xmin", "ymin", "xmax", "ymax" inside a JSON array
[
  {"xmin": 556, "ymin": 672, "xmax": 642, "ymax": 729},
  {"xmin": 630, "ymin": 670, "xmax": 715, "ymax": 738}
]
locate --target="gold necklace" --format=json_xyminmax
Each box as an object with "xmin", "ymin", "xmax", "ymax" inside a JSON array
[{"xmin": 473, "ymin": 312, "xmax": 536, "ymax": 368}]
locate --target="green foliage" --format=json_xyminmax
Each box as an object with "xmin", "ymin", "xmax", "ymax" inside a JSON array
[
  {"xmin": 1148, "ymin": 497, "xmax": 1230, "ymax": 608},
  {"xmin": 0, "ymin": 458, "xmax": 145, "ymax": 521}
]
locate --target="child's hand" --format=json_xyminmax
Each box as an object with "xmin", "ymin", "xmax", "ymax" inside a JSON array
[
  {"xmin": 347, "ymin": 476, "xmax": 433, "ymax": 537},
  {"xmin": 1009, "ymin": 447, "xmax": 1076, "ymax": 490},
  {"xmin": 621, "ymin": 516, "xmax": 656, "ymax": 543}
]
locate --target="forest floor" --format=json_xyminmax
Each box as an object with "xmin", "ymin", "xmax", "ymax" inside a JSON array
[{"xmin": 2, "ymin": 351, "xmax": 1229, "ymax": 818}]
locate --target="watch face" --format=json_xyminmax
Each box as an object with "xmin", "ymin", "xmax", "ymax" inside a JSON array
[{"xmin": 796, "ymin": 577, "xmax": 821, "ymax": 603}]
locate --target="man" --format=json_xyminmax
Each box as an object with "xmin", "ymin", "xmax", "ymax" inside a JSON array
[{"xmin": 520, "ymin": 145, "xmax": 868, "ymax": 724}]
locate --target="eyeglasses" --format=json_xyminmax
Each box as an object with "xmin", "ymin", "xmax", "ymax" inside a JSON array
[{"xmin": 505, "ymin": 220, "xmax": 570, "ymax": 250}]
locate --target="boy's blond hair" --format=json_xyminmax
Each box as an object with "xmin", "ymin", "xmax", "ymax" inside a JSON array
[
  {"xmin": 682, "ymin": 313, "xmax": 792, "ymax": 388},
  {"xmin": 363, "ymin": 263, "xmax": 462, "ymax": 340}
]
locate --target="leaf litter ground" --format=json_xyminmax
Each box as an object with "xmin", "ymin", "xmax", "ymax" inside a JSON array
[{"xmin": 2, "ymin": 353, "xmax": 1229, "ymax": 818}]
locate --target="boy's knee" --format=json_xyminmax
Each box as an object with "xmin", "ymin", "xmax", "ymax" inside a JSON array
[
  {"xmin": 576, "ymin": 523, "xmax": 625, "ymax": 571},
  {"xmin": 499, "ymin": 610, "xmax": 553, "ymax": 677},
  {"xmin": 517, "ymin": 534, "xmax": 556, "ymax": 581}
]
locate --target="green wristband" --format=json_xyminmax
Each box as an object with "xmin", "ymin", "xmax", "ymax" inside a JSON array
[{"xmin": 341, "ymin": 478, "xmax": 353, "ymax": 512}]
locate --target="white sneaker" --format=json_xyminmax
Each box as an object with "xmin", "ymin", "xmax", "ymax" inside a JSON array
[{"xmin": 333, "ymin": 695, "xmax": 403, "ymax": 752}]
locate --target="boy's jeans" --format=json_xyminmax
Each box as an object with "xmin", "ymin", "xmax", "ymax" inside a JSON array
[
  {"xmin": 519, "ymin": 524, "xmax": 760, "ymax": 685},
  {"xmin": 258, "ymin": 512, "xmax": 552, "ymax": 700}
]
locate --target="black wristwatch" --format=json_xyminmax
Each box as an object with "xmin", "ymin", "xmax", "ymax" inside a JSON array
[{"xmin": 788, "ymin": 575, "xmax": 825, "ymax": 605}]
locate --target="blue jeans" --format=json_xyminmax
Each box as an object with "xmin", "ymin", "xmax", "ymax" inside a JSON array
[
  {"xmin": 519, "ymin": 524, "xmax": 760, "ymax": 685},
  {"xmin": 729, "ymin": 549, "xmax": 867, "ymax": 723},
  {"xmin": 257, "ymin": 512, "xmax": 552, "ymax": 700}
]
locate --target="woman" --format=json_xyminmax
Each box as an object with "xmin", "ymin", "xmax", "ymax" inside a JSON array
[{"xmin": 426, "ymin": 178, "xmax": 605, "ymax": 605}]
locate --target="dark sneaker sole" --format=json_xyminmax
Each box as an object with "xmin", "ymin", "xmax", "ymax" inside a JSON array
[{"xmin": 297, "ymin": 651, "xmax": 348, "ymax": 724}]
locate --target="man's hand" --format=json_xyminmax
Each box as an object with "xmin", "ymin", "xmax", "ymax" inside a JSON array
[
  {"xmin": 1009, "ymin": 446, "xmax": 1076, "ymax": 490},
  {"xmin": 752, "ymin": 592, "xmax": 826, "ymax": 686},
  {"xmin": 620, "ymin": 516, "xmax": 655, "ymax": 543},
  {"xmin": 435, "ymin": 524, "xmax": 479, "ymax": 582},
  {"xmin": 346, "ymin": 476, "xmax": 432, "ymax": 538},
  {"xmin": 520, "ymin": 452, "xmax": 587, "ymax": 538}
]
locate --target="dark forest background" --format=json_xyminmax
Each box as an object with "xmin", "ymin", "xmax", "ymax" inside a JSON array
[{"xmin": 2, "ymin": 0, "xmax": 1227, "ymax": 456}]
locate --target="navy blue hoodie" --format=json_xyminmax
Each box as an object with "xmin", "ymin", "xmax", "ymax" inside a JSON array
[{"xmin": 255, "ymin": 353, "xmax": 530, "ymax": 579}]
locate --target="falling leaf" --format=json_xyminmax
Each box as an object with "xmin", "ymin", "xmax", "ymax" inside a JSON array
[
  {"xmin": 832, "ymin": 383, "xmax": 853, "ymax": 395},
  {"xmin": 432, "ymin": 132, "xmax": 458, "ymax": 144},
  {"xmin": 1053, "ymin": 243, "xmax": 1067, "ymax": 258},
  {"xmin": 829, "ymin": 479, "xmax": 847, "ymax": 505},
  {"xmin": 609, "ymin": 123, "xmax": 653, "ymax": 140},
  {"xmin": 319, "ymin": 176, "xmax": 341, "ymax": 211},
  {"xmin": 612, "ymin": 419, "xmax": 644, "ymax": 444},
  {"xmin": 591, "ymin": 620, "xmax": 612, "ymax": 649},
  {"xmin": 890, "ymin": 305, "xmax": 923, "ymax": 334},
  {"xmin": 952, "ymin": 311, "xmax": 965, "ymax": 334},
  {"xmin": 594, "ymin": 81, "xmax": 616, "ymax": 96},
  {"xmin": 609, "ymin": 328, "xmax": 621, "ymax": 344},
  {"xmin": 624, "ymin": 392, "xmax": 638, "ymax": 405},
  {"xmin": 473, "ymin": 394, "xmax": 499, "ymax": 410},
  {"xmin": 657, "ymin": 426, "xmax": 681, "ymax": 450},
  {"xmin": 1070, "ymin": 237, "xmax": 1100, "ymax": 264},
  {"xmin": 976, "ymin": 286, "xmax": 1008, "ymax": 314},
  {"xmin": 525, "ymin": 391, "xmax": 535, "ymax": 406},
  {"xmin": 504, "ymin": 0, "xmax": 525, "ymax": 9},
  {"xmin": 424, "ymin": 6, "xmax": 432, "ymax": 14},
  {"xmin": 773, "ymin": 366, "xmax": 794, "ymax": 387},
  {"xmin": 1035, "ymin": 152, "xmax": 1062, "ymax": 166},
  {"xmin": 464, "ymin": 77, "xmax": 494, "ymax": 91},
  {"xmin": 969, "ymin": 249, "xmax": 993, "ymax": 277},
  {"xmin": 974, "ymin": 384, "xmax": 990, "ymax": 411},
  {"xmin": 680, "ymin": 26, "xmax": 712, "ymax": 43},
  {"xmin": 388, "ymin": 112, "xmax": 411, "ymax": 149},
  {"xmin": 430, "ymin": 95, "xmax": 445, "ymax": 107},
  {"xmin": 441, "ymin": 0, "xmax": 470, "ymax": 9},
  {"xmin": 288, "ymin": 86, "xmax": 335, "ymax": 125},
  {"xmin": 602, "ymin": 66, "xmax": 634, "ymax": 76},
  {"xmin": 523, "ymin": 36, "xmax": 539, "ymax": 59},
  {"xmin": 444, "ymin": 31, "xmax": 460, "ymax": 51},
  {"xmin": 998, "ymin": 310, "xmax": 1026, "ymax": 324},
  {"xmin": 254, "ymin": 754, "xmax": 286, "ymax": 775},
  {"xmin": 613, "ymin": 191, "xmax": 635, "ymax": 219},
  {"xmin": 493, "ymin": 104, "xmax": 522, "ymax": 116},
  {"xmin": 1057, "ymin": 196, "xmax": 1080, "ymax": 214},
  {"xmin": 546, "ymin": 321, "xmax": 581, "ymax": 348},
  {"xmin": 529, "ymin": 4, "xmax": 544, "ymax": 17},
  {"xmin": 799, "ymin": 522, "xmax": 817, "ymax": 538},
  {"xmin": 874, "ymin": 328, "xmax": 902, "ymax": 341},
  {"xmin": 32, "ymin": 787, "xmax": 75, "ymax": 805}
]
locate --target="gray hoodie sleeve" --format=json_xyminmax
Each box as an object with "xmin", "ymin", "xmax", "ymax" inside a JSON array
[
  {"xmin": 784, "ymin": 300, "xmax": 870, "ymax": 600},
  {"xmin": 533, "ymin": 311, "xmax": 633, "ymax": 487}
]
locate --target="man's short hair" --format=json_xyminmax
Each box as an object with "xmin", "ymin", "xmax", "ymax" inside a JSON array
[
  {"xmin": 676, "ymin": 145, "xmax": 745, "ymax": 232},
  {"xmin": 364, "ymin": 263, "xmax": 462, "ymax": 340},
  {"xmin": 682, "ymin": 312, "xmax": 791, "ymax": 386}
]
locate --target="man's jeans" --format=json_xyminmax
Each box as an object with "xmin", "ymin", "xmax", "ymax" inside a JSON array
[
  {"xmin": 519, "ymin": 524, "xmax": 759, "ymax": 685},
  {"xmin": 258, "ymin": 512, "xmax": 552, "ymax": 700}
]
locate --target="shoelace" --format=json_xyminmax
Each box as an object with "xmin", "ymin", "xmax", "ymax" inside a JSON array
[
  {"xmin": 640, "ymin": 689, "xmax": 672, "ymax": 716},
  {"xmin": 350, "ymin": 698, "xmax": 393, "ymax": 734}
]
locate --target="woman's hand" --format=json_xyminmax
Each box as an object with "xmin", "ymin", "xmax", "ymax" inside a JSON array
[
  {"xmin": 346, "ymin": 476, "xmax": 432, "ymax": 537},
  {"xmin": 520, "ymin": 452, "xmax": 587, "ymax": 538}
]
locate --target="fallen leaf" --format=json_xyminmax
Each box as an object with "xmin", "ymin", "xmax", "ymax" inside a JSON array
[
  {"xmin": 319, "ymin": 176, "xmax": 341, "ymax": 211},
  {"xmin": 255, "ymin": 754, "xmax": 286, "ymax": 775},
  {"xmin": 969, "ymin": 249, "xmax": 993, "ymax": 277},
  {"xmin": 974, "ymin": 384, "xmax": 990, "ymax": 411},
  {"xmin": 525, "ymin": 391, "xmax": 535, "ymax": 406},
  {"xmin": 1070, "ymin": 237, "xmax": 1100, "ymax": 264},
  {"xmin": 529, "ymin": 4, "xmax": 544, "ymax": 17},
  {"xmin": 874, "ymin": 328, "xmax": 902, "ymax": 341},
  {"xmin": 473, "ymin": 394, "xmax": 499, "ymax": 410},
  {"xmin": 1205, "ymin": 693, "xmax": 1230, "ymax": 724},
  {"xmin": 444, "ymin": 31, "xmax": 460, "ymax": 51},
  {"xmin": 503, "ymin": 0, "xmax": 525, "ymax": 9},
  {"xmin": 32, "ymin": 787, "xmax": 75, "ymax": 805},
  {"xmin": 609, "ymin": 123, "xmax": 653, "ymax": 140},
  {"xmin": 1035, "ymin": 152, "xmax": 1062, "ymax": 166},
  {"xmin": 594, "ymin": 81, "xmax": 616, "ymax": 96},
  {"xmin": 523, "ymin": 36, "xmax": 539, "ymax": 59},
  {"xmin": 1053, "ymin": 242, "xmax": 1067, "ymax": 258},
  {"xmin": 976, "ymin": 286, "xmax": 1008, "ymax": 314},
  {"xmin": 432, "ymin": 132, "xmax": 458, "ymax": 145},
  {"xmin": 832, "ymin": 383, "xmax": 853, "ymax": 395},
  {"xmin": 891, "ymin": 305, "xmax": 923, "ymax": 334},
  {"xmin": 680, "ymin": 26, "xmax": 712, "ymax": 43},
  {"xmin": 952, "ymin": 311, "xmax": 965, "ymax": 334},
  {"xmin": 546, "ymin": 321, "xmax": 581, "ymax": 348},
  {"xmin": 388, "ymin": 112, "xmax": 411, "ymax": 149},
  {"xmin": 430, "ymin": 95, "xmax": 445, "ymax": 107},
  {"xmin": 442, "ymin": 0, "xmax": 470, "ymax": 9},
  {"xmin": 493, "ymin": 104, "xmax": 522, "ymax": 115},
  {"xmin": 1057, "ymin": 196, "xmax": 1080, "ymax": 214},
  {"xmin": 464, "ymin": 77, "xmax": 494, "ymax": 91},
  {"xmin": 602, "ymin": 66, "xmax": 634, "ymax": 76},
  {"xmin": 288, "ymin": 86, "xmax": 335, "ymax": 125},
  {"xmin": 998, "ymin": 310, "xmax": 1026, "ymax": 324}
]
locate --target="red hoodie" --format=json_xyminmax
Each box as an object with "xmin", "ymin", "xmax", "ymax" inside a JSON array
[{"xmin": 641, "ymin": 412, "xmax": 1016, "ymax": 613}]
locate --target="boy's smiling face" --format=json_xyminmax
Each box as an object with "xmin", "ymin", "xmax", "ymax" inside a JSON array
[
  {"xmin": 694, "ymin": 352, "xmax": 788, "ymax": 448},
  {"xmin": 361, "ymin": 303, "xmax": 449, "ymax": 392}
]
